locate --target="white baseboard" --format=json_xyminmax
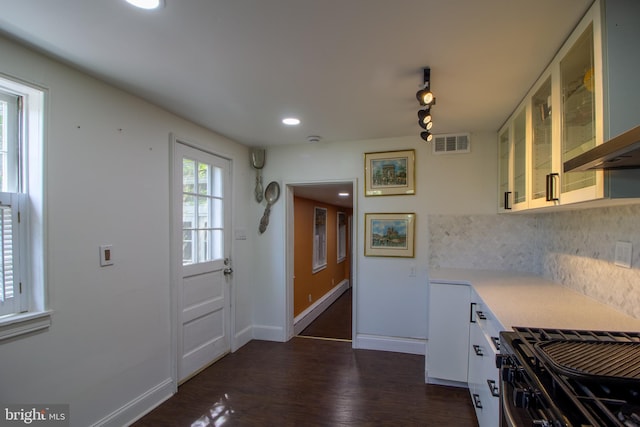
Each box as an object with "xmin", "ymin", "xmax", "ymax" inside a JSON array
[
  {"xmin": 293, "ymin": 279, "xmax": 350, "ymax": 335},
  {"xmin": 93, "ymin": 378, "xmax": 174, "ymax": 427},
  {"xmin": 233, "ymin": 325, "xmax": 253, "ymax": 351},
  {"xmin": 426, "ymin": 376, "xmax": 468, "ymax": 388},
  {"xmin": 251, "ymin": 325, "xmax": 286, "ymax": 342},
  {"xmin": 354, "ymin": 334, "xmax": 426, "ymax": 355}
]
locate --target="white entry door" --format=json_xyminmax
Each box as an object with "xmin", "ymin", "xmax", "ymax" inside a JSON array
[{"xmin": 173, "ymin": 141, "xmax": 232, "ymax": 383}]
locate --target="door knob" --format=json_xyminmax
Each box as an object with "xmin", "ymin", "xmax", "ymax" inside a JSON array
[{"xmin": 223, "ymin": 267, "xmax": 233, "ymax": 276}]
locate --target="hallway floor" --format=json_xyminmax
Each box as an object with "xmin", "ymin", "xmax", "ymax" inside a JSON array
[{"xmin": 298, "ymin": 287, "xmax": 352, "ymax": 341}]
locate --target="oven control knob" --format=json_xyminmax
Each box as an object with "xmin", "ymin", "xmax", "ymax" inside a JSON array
[
  {"xmin": 495, "ymin": 354, "xmax": 511, "ymax": 369},
  {"xmin": 513, "ymin": 387, "xmax": 530, "ymax": 409},
  {"xmin": 501, "ymin": 366, "xmax": 515, "ymax": 383}
]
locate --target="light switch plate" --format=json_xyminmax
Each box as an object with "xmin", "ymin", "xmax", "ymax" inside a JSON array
[
  {"xmin": 100, "ymin": 245, "xmax": 114, "ymax": 267},
  {"xmin": 614, "ymin": 241, "xmax": 632, "ymax": 269}
]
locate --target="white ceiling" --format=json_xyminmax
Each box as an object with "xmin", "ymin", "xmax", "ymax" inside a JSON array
[
  {"xmin": 290, "ymin": 182, "xmax": 354, "ymax": 208},
  {"xmin": 0, "ymin": 0, "xmax": 592, "ymax": 149}
]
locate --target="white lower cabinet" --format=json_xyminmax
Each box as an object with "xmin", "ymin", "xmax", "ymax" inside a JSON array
[
  {"xmin": 427, "ymin": 282, "xmax": 502, "ymax": 426},
  {"xmin": 426, "ymin": 282, "xmax": 471, "ymax": 385}
]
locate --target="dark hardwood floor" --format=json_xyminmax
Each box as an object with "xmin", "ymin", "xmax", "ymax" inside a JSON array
[
  {"xmin": 298, "ymin": 287, "xmax": 352, "ymax": 341},
  {"xmin": 133, "ymin": 288, "xmax": 478, "ymax": 426}
]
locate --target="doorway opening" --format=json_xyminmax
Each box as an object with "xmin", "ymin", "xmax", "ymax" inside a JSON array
[{"xmin": 285, "ymin": 180, "xmax": 357, "ymax": 344}]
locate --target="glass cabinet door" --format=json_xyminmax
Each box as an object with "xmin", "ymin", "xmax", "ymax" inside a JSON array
[
  {"xmin": 513, "ymin": 108, "xmax": 526, "ymax": 205},
  {"xmin": 560, "ymin": 23, "xmax": 596, "ymax": 195},
  {"xmin": 498, "ymin": 127, "xmax": 510, "ymax": 209},
  {"xmin": 531, "ymin": 77, "xmax": 552, "ymax": 202}
]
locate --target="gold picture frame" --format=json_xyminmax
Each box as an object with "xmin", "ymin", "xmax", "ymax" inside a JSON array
[
  {"xmin": 364, "ymin": 149, "xmax": 415, "ymax": 196},
  {"xmin": 364, "ymin": 213, "xmax": 415, "ymax": 258}
]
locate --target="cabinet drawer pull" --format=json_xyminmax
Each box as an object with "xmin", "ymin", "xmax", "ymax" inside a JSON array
[
  {"xmin": 475, "ymin": 310, "xmax": 487, "ymax": 320},
  {"xmin": 491, "ymin": 336, "xmax": 501, "ymax": 351},
  {"xmin": 546, "ymin": 173, "xmax": 559, "ymax": 202},
  {"xmin": 472, "ymin": 393, "xmax": 483, "ymax": 409},
  {"xmin": 487, "ymin": 379, "xmax": 500, "ymax": 397},
  {"xmin": 473, "ymin": 344, "xmax": 483, "ymax": 356},
  {"xmin": 470, "ymin": 302, "xmax": 477, "ymax": 323},
  {"xmin": 504, "ymin": 191, "xmax": 512, "ymax": 210}
]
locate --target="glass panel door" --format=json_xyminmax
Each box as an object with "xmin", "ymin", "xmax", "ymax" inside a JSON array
[
  {"xmin": 531, "ymin": 77, "xmax": 552, "ymax": 201},
  {"xmin": 513, "ymin": 108, "xmax": 526, "ymax": 204},
  {"xmin": 561, "ymin": 23, "xmax": 595, "ymax": 194},
  {"xmin": 498, "ymin": 127, "xmax": 510, "ymax": 209}
]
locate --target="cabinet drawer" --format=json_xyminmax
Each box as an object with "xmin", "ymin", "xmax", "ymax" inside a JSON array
[
  {"xmin": 468, "ymin": 322, "xmax": 500, "ymax": 427},
  {"xmin": 470, "ymin": 301, "xmax": 502, "ymax": 352}
]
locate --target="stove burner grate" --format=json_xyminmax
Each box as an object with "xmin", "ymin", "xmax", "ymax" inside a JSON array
[{"xmin": 535, "ymin": 340, "xmax": 640, "ymax": 383}]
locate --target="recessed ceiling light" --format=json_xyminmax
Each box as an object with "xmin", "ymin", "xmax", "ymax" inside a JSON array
[
  {"xmin": 125, "ymin": 0, "xmax": 164, "ymax": 10},
  {"xmin": 282, "ymin": 117, "xmax": 300, "ymax": 126}
]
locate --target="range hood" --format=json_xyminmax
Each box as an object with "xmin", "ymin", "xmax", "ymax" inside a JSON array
[{"xmin": 564, "ymin": 125, "xmax": 640, "ymax": 172}]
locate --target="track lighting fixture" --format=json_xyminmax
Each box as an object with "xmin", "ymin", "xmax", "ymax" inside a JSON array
[{"xmin": 416, "ymin": 68, "xmax": 436, "ymax": 142}]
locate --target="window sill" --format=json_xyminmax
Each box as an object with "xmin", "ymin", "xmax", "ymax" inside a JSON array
[
  {"xmin": 312, "ymin": 264, "xmax": 327, "ymax": 274},
  {"xmin": 0, "ymin": 310, "xmax": 52, "ymax": 343}
]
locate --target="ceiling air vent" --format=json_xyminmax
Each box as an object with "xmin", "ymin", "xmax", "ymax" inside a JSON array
[{"xmin": 433, "ymin": 133, "xmax": 470, "ymax": 154}]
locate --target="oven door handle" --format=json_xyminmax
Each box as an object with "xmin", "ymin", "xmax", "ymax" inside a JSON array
[{"xmin": 501, "ymin": 386, "xmax": 519, "ymax": 427}]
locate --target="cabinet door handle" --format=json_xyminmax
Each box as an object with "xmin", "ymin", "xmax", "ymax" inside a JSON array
[
  {"xmin": 475, "ymin": 310, "xmax": 487, "ymax": 320},
  {"xmin": 472, "ymin": 393, "xmax": 483, "ymax": 409},
  {"xmin": 491, "ymin": 336, "xmax": 501, "ymax": 351},
  {"xmin": 473, "ymin": 344, "xmax": 483, "ymax": 356},
  {"xmin": 546, "ymin": 173, "xmax": 559, "ymax": 202},
  {"xmin": 487, "ymin": 379, "xmax": 500, "ymax": 397},
  {"xmin": 470, "ymin": 302, "xmax": 477, "ymax": 323},
  {"xmin": 504, "ymin": 191, "xmax": 512, "ymax": 210}
]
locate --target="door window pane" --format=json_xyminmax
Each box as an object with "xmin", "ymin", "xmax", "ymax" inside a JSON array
[{"xmin": 182, "ymin": 158, "xmax": 224, "ymax": 265}]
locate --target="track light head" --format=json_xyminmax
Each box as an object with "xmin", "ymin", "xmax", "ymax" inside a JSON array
[
  {"xmin": 416, "ymin": 89, "xmax": 435, "ymax": 106},
  {"xmin": 420, "ymin": 131, "xmax": 433, "ymax": 142},
  {"xmin": 416, "ymin": 67, "xmax": 435, "ymax": 106},
  {"xmin": 418, "ymin": 108, "xmax": 432, "ymax": 129}
]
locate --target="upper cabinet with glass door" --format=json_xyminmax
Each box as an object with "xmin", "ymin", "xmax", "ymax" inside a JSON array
[
  {"xmin": 498, "ymin": 105, "xmax": 529, "ymax": 212},
  {"xmin": 557, "ymin": 14, "xmax": 601, "ymax": 205},
  {"xmin": 497, "ymin": 0, "xmax": 640, "ymax": 213},
  {"xmin": 529, "ymin": 74, "xmax": 555, "ymax": 209}
]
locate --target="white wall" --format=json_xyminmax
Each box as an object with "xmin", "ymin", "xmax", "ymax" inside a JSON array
[
  {"xmin": 254, "ymin": 132, "xmax": 497, "ymax": 350},
  {"xmin": 0, "ymin": 36, "xmax": 253, "ymax": 426}
]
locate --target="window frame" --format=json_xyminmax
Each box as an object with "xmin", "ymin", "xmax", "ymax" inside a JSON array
[
  {"xmin": 337, "ymin": 211, "xmax": 347, "ymax": 263},
  {"xmin": 0, "ymin": 73, "xmax": 49, "ymax": 342},
  {"xmin": 312, "ymin": 206, "xmax": 327, "ymax": 273}
]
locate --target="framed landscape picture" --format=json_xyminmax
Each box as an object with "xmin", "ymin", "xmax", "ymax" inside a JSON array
[
  {"xmin": 364, "ymin": 149, "xmax": 415, "ymax": 196},
  {"xmin": 364, "ymin": 213, "xmax": 415, "ymax": 257}
]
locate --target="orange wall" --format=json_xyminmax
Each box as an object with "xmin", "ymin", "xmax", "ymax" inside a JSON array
[{"xmin": 293, "ymin": 196, "xmax": 351, "ymax": 317}]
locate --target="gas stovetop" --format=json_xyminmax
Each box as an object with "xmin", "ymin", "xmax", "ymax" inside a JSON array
[{"xmin": 500, "ymin": 327, "xmax": 640, "ymax": 427}]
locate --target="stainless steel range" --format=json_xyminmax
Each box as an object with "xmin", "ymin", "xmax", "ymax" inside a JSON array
[{"xmin": 499, "ymin": 327, "xmax": 640, "ymax": 426}]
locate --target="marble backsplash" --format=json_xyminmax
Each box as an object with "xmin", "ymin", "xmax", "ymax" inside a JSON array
[{"xmin": 428, "ymin": 204, "xmax": 640, "ymax": 319}]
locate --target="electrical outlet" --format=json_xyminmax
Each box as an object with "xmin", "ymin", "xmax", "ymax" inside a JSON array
[
  {"xmin": 308, "ymin": 294, "xmax": 312, "ymax": 302},
  {"xmin": 615, "ymin": 241, "xmax": 632, "ymax": 268},
  {"xmin": 409, "ymin": 265, "xmax": 416, "ymax": 277}
]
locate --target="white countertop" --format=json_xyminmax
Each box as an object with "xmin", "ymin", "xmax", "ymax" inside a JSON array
[{"xmin": 430, "ymin": 268, "xmax": 640, "ymax": 333}]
